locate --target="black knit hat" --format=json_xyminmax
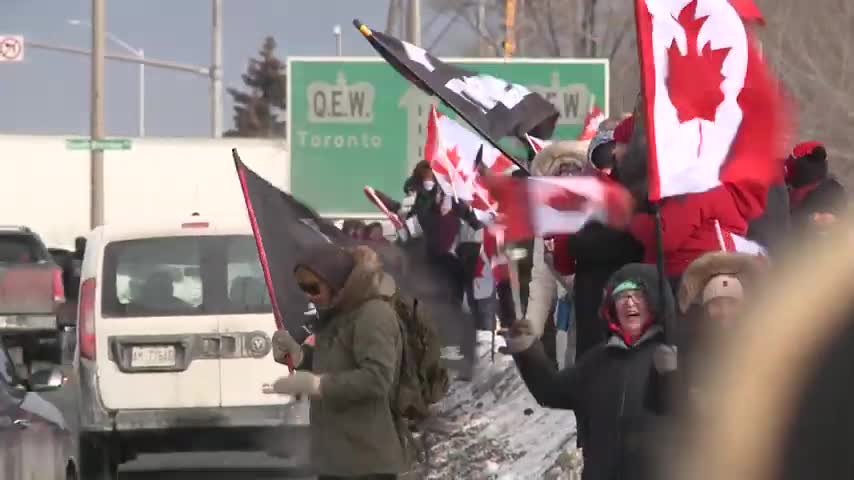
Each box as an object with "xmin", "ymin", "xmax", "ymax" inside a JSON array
[{"xmin": 294, "ymin": 243, "xmax": 356, "ymax": 293}]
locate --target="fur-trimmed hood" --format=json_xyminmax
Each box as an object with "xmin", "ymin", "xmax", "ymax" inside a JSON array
[
  {"xmin": 332, "ymin": 245, "xmax": 393, "ymax": 312},
  {"xmin": 678, "ymin": 252, "xmax": 766, "ymax": 313},
  {"xmin": 531, "ymin": 140, "xmax": 589, "ymax": 176}
]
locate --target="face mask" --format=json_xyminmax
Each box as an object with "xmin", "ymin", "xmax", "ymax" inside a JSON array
[{"xmin": 422, "ymin": 180, "xmax": 435, "ymax": 191}]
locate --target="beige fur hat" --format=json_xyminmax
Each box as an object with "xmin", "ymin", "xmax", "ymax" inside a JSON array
[
  {"xmin": 701, "ymin": 274, "xmax": 744, "ymax": 304},
  {"xmin": 530, "ymin": 140, "xmax": 589, "ymax": 176},
  {"xmin": 678, "ymin": 251, "xmax": 765, "ymax": 313}
]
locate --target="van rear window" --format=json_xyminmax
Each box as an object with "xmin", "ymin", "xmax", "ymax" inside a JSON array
[{"xmin": 101, "ymin": 235, "xmax": 272, "ymax": 318}]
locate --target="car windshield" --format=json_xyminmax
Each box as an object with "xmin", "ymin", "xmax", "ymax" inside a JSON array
[
  {"xmin": 101, "ymin": 235, "xmax": 271, "ymax": 318},
  {"xmin": 0, "ymin": 234, "xmax": 46, "ymax": 263}
]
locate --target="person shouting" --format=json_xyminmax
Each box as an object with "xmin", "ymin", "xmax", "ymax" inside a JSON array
[{"xmin": 507, "ymin": 264, "xmax": 674, "ymax": 480}]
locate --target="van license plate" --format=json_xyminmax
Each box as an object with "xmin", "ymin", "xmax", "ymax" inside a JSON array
[{"xmin": 131, "ymin": 346, "xmax": 176, "ymax": 368}]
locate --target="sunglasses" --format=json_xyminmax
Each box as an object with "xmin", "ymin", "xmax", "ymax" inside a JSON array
[{"xmin": 298, "ymin": 282, "xmax": 322, "ymax": 296}]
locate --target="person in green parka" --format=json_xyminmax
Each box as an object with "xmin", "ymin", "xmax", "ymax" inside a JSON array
[{"xmin": 265, "ymin": 244, "xmax": 410, "ymax": 480}]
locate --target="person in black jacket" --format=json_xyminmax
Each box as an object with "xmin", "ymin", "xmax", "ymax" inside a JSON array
[
  {"xmin": 567, "ymin": 223, "xmax": 645, "ymax": 361},
  {"xmin": 785, "ymin": 140, "xmax": 847, "ymax": 234},
  {"xmin": 567, "ymin": 124, "xmax": 646, "ymax": 363},
  {"xmin": 506, "ymin": 263, "xmax": 673, "ymax": 480}
]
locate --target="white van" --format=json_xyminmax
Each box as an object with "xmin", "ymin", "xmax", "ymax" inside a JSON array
[{"xmin": 72, "ymin": 215, "xmax": 308, "ymax": 479}]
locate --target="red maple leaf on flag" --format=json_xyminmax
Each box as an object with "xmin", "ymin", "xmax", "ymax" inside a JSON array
[
  {"xmin": 543, "ymin": 191, "xmax": 588, "ymax": 212},
  {"xmin": 446, "ymin": 145, "xmax": 461, "ymax": 168},
  {"xmin": 489, "ymin": 154, "xmax": 515, "ymax": 175},
  {"xmin": 535, "ymin": 184, "xmax": 589, "ymax": 212},
  {"xmin": 666, "ymin": 0, "xmax": 731, "ymax": 124}
]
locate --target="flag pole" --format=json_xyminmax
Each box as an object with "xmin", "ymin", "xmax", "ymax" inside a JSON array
[
  {"xmin": 507, "ymin": 246, "xmax": 527, "ymax": 323},
  {"xmin": 652, "ymin": 205, "xmax": 672, "ymax": 345},
  {"xmin": 232, "ymin": 148, "xmax": 295, "ymax": 371}
]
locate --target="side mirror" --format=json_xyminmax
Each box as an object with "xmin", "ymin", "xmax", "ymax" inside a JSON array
[{"xmin": 29, "ymin": 366, "xmax": 65, "ymax": 392}]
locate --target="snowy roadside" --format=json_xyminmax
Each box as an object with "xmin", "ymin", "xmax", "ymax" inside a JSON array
[{"xmin": 418, "ymin": 332, "xmax": 583, "ymax": 480}]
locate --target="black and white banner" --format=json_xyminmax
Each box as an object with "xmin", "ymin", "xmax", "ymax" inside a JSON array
[
  {"xmin": 354, "ymin": 20, "xmax": 559, "ymax": 151},
  {"xmin": 234, "ymin": 149, "xmax": 476, "ymax": 374}
]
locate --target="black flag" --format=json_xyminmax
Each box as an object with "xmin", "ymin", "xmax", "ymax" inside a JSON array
[
  {"xmin": 354, "ymin": 20, "xmax": 559, "ymax": 168},
  {"xmin": 233, "ymin": 149, "xmax": 476, "ymax": 373}
]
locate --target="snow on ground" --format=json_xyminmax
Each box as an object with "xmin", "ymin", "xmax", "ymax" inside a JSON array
[{"xmin": 419, "ymin": 332, "xmax": 582, "ymax": 479}]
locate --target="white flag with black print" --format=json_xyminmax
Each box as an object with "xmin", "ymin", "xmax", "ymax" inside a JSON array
[{"xmin": 354, "ymin": 19, "xmax": 559, "ymax": 145}]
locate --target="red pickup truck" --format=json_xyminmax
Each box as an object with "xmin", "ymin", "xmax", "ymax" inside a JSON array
[{"xmin": 0, "ymin": 226, "xmax": 65, "ymax": 333}]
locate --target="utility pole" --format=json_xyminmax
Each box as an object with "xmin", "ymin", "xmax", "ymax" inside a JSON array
[
  {"xmin": 211, "ymin": 0, "xmax": 223, "ymax": 138},
  {"xmin": 386, "ymin": 0, "xmax": 402, "ymax": 37},
  {"xmin": 90, "ymin": 0, "xmax": 105, "ymax": 228},
  {"xmin": 406, "ymin": 0, "xmax": 421, "ymax": 46},
  {"xmin": 477, "ymin": 0, "xmax": 488, "ymax": 56},
  {"xmin": 504, "ymin": 0, "xmax": 517, "ymax": 58},
  {"xmin": 68, "ymin": 19, "xmax": 146, "ymax": 136}
]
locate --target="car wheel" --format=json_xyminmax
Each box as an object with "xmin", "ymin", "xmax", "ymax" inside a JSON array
[{"xmin": 79, "ymin": 436, "xmax": 118, "ymax": 480}]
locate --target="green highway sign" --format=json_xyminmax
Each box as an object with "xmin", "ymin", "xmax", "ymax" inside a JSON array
[
  {"xmin": 66, "ymin": 138, "xmax": 132, "ymax": 151},
  {"xmin": 287, "ymin": 57, "xmax": 609, "ymax": 215}
]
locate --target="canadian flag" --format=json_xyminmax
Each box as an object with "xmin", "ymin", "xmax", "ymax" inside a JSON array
[
  {"xmin": 635, "ymin": 0, "xmax": 787, "ymax": 205},
  {"xmin": 486, "ymin": 175, "xmax": 634, "ymax": 243},
  {"xmin": 713, "ymin": 219, "xmax": 767, "ymax": 255},
  {"xmin": 473, "ymin": 229, "xmax": 508, "ymax": 298},
  {"xmin": 425, "ymin": 106, "xmax": 517, "ymax": 215},
  {"xmin": 577, "ymin": 101, "xmax": 606, "ymax": 141},
  {"xmin": 363, "ymin": 186, "xmax": 405, "ymax": 231},
  {"xmin": 526, "ymin": 134, "xmax": 550, "ymax": 154}
]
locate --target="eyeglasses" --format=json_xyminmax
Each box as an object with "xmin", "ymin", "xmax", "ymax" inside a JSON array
[
  {"xmin": 298, "ymin": 282, "xmax": 321, "ymax": 296},
  {"xmin": 614, "ymin": 290, "xmax": 646, "ymax": 304}
]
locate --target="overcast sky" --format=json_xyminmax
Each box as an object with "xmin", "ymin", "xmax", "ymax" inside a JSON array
[{"xmin": 0, "ymin": 0, "xmax": 462, "ymax": 138}]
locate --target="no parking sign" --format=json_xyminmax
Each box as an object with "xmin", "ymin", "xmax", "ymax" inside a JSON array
[{"xmin": 0, "ymin": 35, "xmax": 24, "ymax": 62}]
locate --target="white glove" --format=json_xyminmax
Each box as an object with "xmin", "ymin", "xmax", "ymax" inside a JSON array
[
  {"xmin": 262, "ymin": 371, "xmax": 322, "ymax": 397},
  {"xmin": 653, "ymin": 344, "xmax": 678, "ymax": 373},
  {"xmin": 505, "ymin": 319, "xmax": 537, "ymax": 353}
]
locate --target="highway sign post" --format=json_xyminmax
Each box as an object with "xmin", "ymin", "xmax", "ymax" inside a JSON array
[
  {"xmin": 0, "ymin": 35, "xmax": 24, "ymax": 62},
  {"xmin": 287, "ymin": 57, "xmax": 609, "ymax": 216},
  {"xmin": 65, "ymin": 138, "xmax": 132, "ymax": 151}
]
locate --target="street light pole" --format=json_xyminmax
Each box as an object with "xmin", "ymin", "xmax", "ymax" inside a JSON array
[
  {"xmin": 27, "ymin": 40, "xmax": 208, "ymax": 75},
  {"xmin": 333, "ymin": 25, "xmax": 342, "ymax": 56},
  {"xmin": 68, "ymin": 18, "xmax": 146, "ymax": 137},
  {"xmin": 91, "ymin": 0, "xmax": 105, "ymax": 228},
  {"xmin": 138, "ymin": 48, "xmax": 145, "ymax": 137},
  {"xmin": 211, "ymin": 0, "xmax": 223, "ymax": 138}
]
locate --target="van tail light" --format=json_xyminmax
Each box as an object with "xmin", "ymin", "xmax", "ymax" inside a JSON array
[
  {"xmin": 78, "ymin": 278, "xmax": 97, "ymax": 361},
  {"xmin": 52, "ymin": 267, "xmax": 66, "ymax": 305}
]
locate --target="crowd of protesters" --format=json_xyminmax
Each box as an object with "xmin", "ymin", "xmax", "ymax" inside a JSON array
[{"xmin": 265, "ymin": 112, "xmax": 847, "ymax": 479}]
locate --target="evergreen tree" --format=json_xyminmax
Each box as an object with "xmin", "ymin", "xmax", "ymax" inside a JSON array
[{"xmin": 224, "ymin": 36, "xmax": 287, "ymax": 138}]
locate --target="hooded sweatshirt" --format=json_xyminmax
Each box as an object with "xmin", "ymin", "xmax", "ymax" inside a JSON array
[{"xmin": 514, "ymin": 264, "xmax": 674, "ymax": 480}]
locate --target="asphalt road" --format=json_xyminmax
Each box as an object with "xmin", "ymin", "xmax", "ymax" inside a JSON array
[
  {"xmin": 119, "ymin": 452, "xmax": 312, "ymax": 479},
  {"xmin": 41, "ymin": 365, "xmax": 313, "ymax": 479}
]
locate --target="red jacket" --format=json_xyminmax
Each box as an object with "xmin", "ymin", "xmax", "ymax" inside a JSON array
[
  {"xmin": 629, "ymin": 185, "xmax": 750, "ymax": 277},
  {"xmin": 546, "ymin": 234, "xmax": 576, "ymax": 276}
]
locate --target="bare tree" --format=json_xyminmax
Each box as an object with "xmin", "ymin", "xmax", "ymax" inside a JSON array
[
  {"xmin": 427, "ymin": 0, "xmax": 641, "ymax": 114},
  {"xmin": 756, "ymin": 0, "xmax": 854, "ymax": 185}
]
